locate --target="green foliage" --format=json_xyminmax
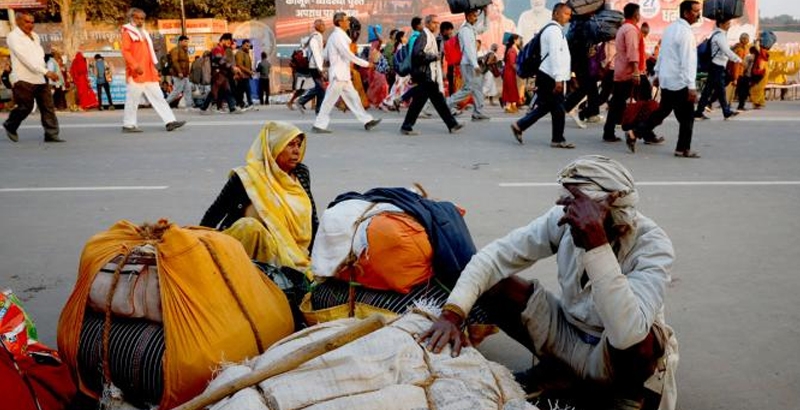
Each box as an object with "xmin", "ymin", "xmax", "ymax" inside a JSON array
[
  {"xmin": 760, "ymin": 14, "xmax": 800, "ymax": 32},
  {"xmin": 156, "ymin": 0, "xmax": 275, "ymax": 20},
  {"xmin": 37, "ymin": 0, "xmax": 275, "ymax": 23}
]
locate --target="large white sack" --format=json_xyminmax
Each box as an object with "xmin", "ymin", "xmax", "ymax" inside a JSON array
[{"xmin": 245, "ymin": 313, "xmax": 539, "ymax": 410}]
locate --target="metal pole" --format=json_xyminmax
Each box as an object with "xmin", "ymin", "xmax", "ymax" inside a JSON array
[{"xmin": 180, "ymin": 0, "xmax": 186, "ymax": 36}]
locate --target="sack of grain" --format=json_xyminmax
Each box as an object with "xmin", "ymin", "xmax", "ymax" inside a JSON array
[{"xmin": 200, "ymin": 311, "xmax": 538, "ymax": 410}]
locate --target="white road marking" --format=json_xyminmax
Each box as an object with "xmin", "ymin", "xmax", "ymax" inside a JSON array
[
  {"xmin": 500, "ymin": 181, "xmax": 800, "ymax": 188},
  {"xmin": 18, "ymin": 115, "xmax": 800, "ymax": 130},
  {"xmin": 0, "ymin": 186, "xmax": 169, "ymax": 193}
]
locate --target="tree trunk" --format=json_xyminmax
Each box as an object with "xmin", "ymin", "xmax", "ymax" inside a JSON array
[{"xmin": 60, "ymin": 0, "xmax": 87, "ymax": 63}]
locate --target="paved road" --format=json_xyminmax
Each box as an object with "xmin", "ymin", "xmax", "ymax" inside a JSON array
[{"xmin": 2, "ymin": 101, "xmax": 799, "ymax": 409}]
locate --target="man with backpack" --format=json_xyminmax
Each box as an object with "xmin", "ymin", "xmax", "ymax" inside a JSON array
[
  {"xmin": 510, "ymin": 3, "xmax": 575, "ymax": 148},
  {"xmin": 199, "ymin": 33, "xmax": 241, "ymax": 114},
  {"xmin": 295, "ymin": 19, "xmax": 326, "ymax": 115},
  {"xmin": 400, "ymin": 15, "xmax": 465, "ymax": 136},
  {"xmin": 628, "ymin": 1, "xmax": 701, "ymax": 158},
  {"xmin": 312, "ymin": 12, "xmax": 381, "ymax": 134},
  {"xmin": 447, "ymin": 7, "xmax": 491, "ymax": 121},
  {"xmin": 694, "ymin": 19, "xmax": 742, "ymax": 120}
]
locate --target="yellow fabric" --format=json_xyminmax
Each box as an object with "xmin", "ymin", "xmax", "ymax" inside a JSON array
[
  {"xmin": 750, "ymin": 66, "xmax": 768, "ymax": 107},
  {"xmin": 299, "ymin": 293, "xmax": 397, "ymax": 326},
  {"xmin": 57, "ymin": 220, "xmax": 294, "ymax": 409},
  {"xmin": 224, "ymin": 217, "xmax": 301, "ymax": 270},
  {"xmin": 233, "ymin": 121, "xmax": 313, "ymax": 275}
]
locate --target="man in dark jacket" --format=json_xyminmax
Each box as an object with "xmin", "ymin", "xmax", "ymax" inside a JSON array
[
  {"xmin": 166, "ymin": 35, "xmax": 193, "ymax": 108},
  {"xmin": 400, "ymin": 15, "xmax": 464, "ymax": 136}
]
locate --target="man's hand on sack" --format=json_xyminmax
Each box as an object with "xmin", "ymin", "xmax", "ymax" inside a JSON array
[
  {"xmin": 417, "ymin": 308, "xmax": 470, "ymax": 357},
  {"xmin": 556, "ymin": 185, "xmax": 621, "ymax": 250}
]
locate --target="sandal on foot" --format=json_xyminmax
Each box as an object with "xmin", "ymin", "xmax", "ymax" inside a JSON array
[
  {"xmin": 644, "ymin": 136, "xmax": 666, "ymax": 145},
  {"xmin": 511, "ymin": 124, "xmax": 524, "ymax": 145},
  {"xmin": 674, "ymin": 150, "xmax": 701, "ymax": 158},
  {"xmin": 550, "ymin": 141, "xmax": 575, "ymax": 149},
  {"xmin": 625, "ymin": 131, "xmax": 637, "ymax": 153}
]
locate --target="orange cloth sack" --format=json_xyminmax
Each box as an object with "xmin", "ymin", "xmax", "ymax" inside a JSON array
[
  {"xmin": 340, "ymin": 212, "xmax": 434, "ymax": 294},
  {"xmin": 57, "ymin": 220, "xmax": 294, "ymax": 409}
]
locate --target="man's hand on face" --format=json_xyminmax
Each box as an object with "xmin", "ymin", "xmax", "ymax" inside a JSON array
[
  {"xmin": 556, "ymin": 185, "xmax": 621, "ymax": 250},
  {"xmin": 417, "ymin": 309, "xmax": 470, "ymax": 357}
]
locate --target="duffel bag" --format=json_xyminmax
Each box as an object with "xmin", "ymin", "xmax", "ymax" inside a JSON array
[
  {"xmin": 594, "ymin": 9, "xmax": 624, "ymax": 42},
  {"xmin": 447, "ymin": 0, "xmax": 492, "ymax": 14},
  {"xmin": 568, "ymin": 0, "xmax": 605, "ymax": 16},
  {"xmin": 337, "ymin": 212, "xmax": 434, "ymax": 294},
  {"xmin": 702, "ymin": 0, "xmax": 745, "ymax": 20},
  {"xmin": 58, "ymin": 219, "xmax": 294, "ymax": 409}
]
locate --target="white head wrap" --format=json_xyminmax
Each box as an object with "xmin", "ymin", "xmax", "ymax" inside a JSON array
[{"xmin": 556, "ymin": 155, "xmax": 638, "ymax": 230}]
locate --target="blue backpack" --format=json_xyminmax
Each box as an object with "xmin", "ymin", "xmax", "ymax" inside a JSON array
[
  {"xmin": 697, "ymin": 31, "xmax": 721, "ymax": 74},
  {"xmin": 516, "ymin": 23, "xmax": 559, "ymax": 79},
  {"xmin": 394, "ymin": 31, "xmax": 419, "ymax": 77},
  {"xmin": 394, "ymin": 44, "xmax": 412, "ymax": 76}
]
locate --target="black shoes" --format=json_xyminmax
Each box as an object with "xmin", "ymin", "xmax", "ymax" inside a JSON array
[
  {"xmin": 364, "ymin": 118, "xmax": 382, "ymax": 131},
  {"xmin": 449, "ymin": 123, "xmax": 465, "ymax": 134},
  {"xmin": 44, "ymin": 135, "xmax": 66, "ymax": 143},
  {"xmin": 4, "ymin": 122, "xmax": 18, "ymax": 142},
  {"xmin": 311, "ymin": 126, "xmax": 332, "ymax": 134},
  {"xmin": 166, "ymin": 121, "xmax": 186, "ymax": 132}
]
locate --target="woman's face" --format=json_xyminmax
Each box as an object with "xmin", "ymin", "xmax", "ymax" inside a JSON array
[{"xmin": 276, "ymin": 136, "xmax": 304, "ymax": 173}]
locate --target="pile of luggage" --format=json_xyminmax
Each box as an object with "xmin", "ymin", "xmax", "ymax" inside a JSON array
[
  {"xmin": 57, "ymin": 219, "xmax": 295, "ymax": 409},
  {"xmin": 22, "ymin": 187, "xmax": 512, "ymax": 408}
]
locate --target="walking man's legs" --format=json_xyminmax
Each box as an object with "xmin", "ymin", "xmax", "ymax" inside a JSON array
[{"xmin": 33, "ymin": 83, "xmax": 60, "ymax": 139}]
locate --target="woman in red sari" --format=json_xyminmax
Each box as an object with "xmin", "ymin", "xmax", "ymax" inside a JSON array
[
  {"xmin": 502, "ymin": 34, "xmax": 521, "ymax": 113},
  {"xmin": 69, "ymin": 52, "xmax": 98, "ymax": 111}
]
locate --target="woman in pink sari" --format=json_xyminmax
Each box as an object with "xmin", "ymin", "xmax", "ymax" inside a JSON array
[
  {"xmin": 366, "ymin": 26, "xmax": 389, "ymax": 109},
  {"xmin": 69, "ymin": 52, "xmax": 98, "ymax": 110}
]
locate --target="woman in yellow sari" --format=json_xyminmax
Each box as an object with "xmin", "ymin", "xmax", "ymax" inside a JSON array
[{"xmin": 201, "ymin": 121, "xmax": 317, "ymax": 276}]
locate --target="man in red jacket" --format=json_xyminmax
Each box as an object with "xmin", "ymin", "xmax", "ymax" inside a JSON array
[{"xmin": 121, "ymin": 8, "xmax": 185, "ymax": 133}]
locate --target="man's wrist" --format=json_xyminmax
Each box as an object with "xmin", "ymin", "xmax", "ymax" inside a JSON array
[{"xmin": 442, "ymin": 304, "xmax": 466, "ymax": 325}]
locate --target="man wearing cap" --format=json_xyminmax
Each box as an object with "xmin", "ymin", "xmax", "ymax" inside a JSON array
[{"xmin": 420, "ymin": 155, "xmax": 679, "ymax": 410}]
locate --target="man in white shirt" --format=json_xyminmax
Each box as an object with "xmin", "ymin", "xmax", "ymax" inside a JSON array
[
  {"xmin": 694, "ymin": 19, "xmax": 743, "ymax": 120},
  {"xmin": 4, "ymin": 11, "xmax": 63, "ymax": 143},
  {"xmin": 312, "ymin": 12, "xmax": 381, "ymax": 134},
  {"xmin": 510, "ymin": 4, "xmax": 575, "ymax": 149},
  {"xmin": 447, "ymin": 7, "xmax": 491, "ymax": 121},
  {"xmin": 296, "ymin": 19, "xmax": 326, "ymax": 115},
  {"xmin": 420, "ymin": 155, "xmax": 679, "ymax": 410},
  {"xmin": 629, "ymin": 1, "xmax": 701, "ymax": 158}
]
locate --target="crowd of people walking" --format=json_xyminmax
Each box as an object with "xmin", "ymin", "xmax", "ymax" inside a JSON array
[{"xmin": 2, "ymin": 1, "xmax": 779, "ymax": 157}]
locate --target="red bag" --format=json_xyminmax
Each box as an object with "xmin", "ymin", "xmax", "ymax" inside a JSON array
[
  {"xmin": 1, "ymin": 344, "xmax": 76, "ymax": 410},
  {"xmin": 2, "ymin": 289, "xmax": 76, "ymax": 410},
  {"xmin": 621, "ymin": 99, "xmax": 659, "ymax": 131}
]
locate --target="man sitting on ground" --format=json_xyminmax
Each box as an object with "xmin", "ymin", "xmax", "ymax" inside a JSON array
[{"xmin": 420, "ymin": 155, "xmax": 678, "ymax": 410}]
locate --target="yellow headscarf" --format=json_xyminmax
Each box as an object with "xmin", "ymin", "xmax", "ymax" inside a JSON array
[{"xmin": 232, "ymin": 121, "xmax": 312, "ymax": 270}]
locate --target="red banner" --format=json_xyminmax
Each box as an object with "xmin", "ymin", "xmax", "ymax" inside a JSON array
[{"xmin": 0, "ymin": 0, "xmax": 46, "ymax": 9}]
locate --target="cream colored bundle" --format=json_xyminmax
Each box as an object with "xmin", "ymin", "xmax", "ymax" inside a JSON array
[{"xmin": 200, "ymin": 313, "xmax": 538, "ymax": 410}]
